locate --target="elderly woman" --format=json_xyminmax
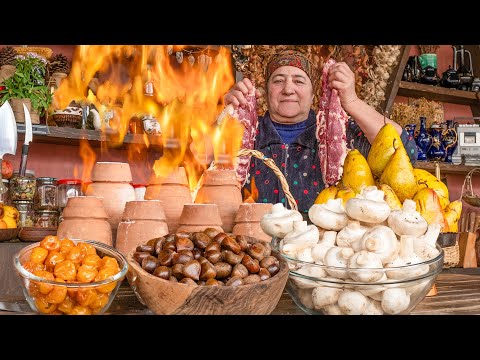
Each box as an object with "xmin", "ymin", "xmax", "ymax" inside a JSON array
[{"xmin": 224, "ymin": 50, "xmax": 417, "ymax": 214}]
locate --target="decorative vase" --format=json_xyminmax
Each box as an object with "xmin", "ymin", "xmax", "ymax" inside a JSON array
[
  {"xmin": 144, "ymin": 167, "xmax": 192, "ymax": 233},
  {"xmin": 57, "ymin": 196, "xmax": 112, "ymax": 246},
  {"xmin": 442, "ymin": 120, "xmax": 458, "ymax": 163},
  {"xmin": 116, "ymin": 200, "xmax": 169, "ymax": 255},
  {"xmin": 427, "ymin": 123, "xmax": 446, "ymax": 161},
  {"xmin": 415, "ymin": 116, "xmax": 432, "ymax": 161},
  {"xmin": 194, "ymin": 169, "xmax": 243, "ymax": 233},
  {"xmin": 232, "ymin": 203, "xmax": 273, "ymax": 243},
  {"xmin": 85, "ymin": 162, "xmax": 136, "ymax": 234}
]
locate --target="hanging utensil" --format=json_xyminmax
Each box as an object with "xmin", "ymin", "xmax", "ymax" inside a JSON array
[
  {"xmin": 0, "ymin": 101, "xmax": 18, "ymax": 194},
  {"xmin": 18, "ymin": 103, "xmax": 33, "ymax": 177}
]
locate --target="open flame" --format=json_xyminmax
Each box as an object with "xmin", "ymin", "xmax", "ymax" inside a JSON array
[
  {"xmin": 243, "ymin": 176, "xmax": 259, "ymax": 203},
  {"xmin": 79, "ymin": 139, "xmax": 96, "ymax": 190},
  {"xmin": 53, "ymin": 46, "xmax": 237, "ymax": 190}
]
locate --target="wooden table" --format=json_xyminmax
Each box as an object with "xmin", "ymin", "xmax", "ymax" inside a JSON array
[{"xmin": 2, "ymin": 268, "xmax": 479, "ymax": 315}]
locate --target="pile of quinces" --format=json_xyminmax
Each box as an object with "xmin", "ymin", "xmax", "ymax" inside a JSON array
[
  {"xmin": 0, "ymin": 203, "xmax": 19, "ymax": 229},
  {"xmin": 314, "ymin": 123, "xmax": 461, "ymax": 233}
]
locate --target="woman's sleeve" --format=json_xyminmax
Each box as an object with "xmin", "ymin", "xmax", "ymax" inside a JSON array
[{"xmin": 346, "ymin": 119, "xmax": 418, "ymax": 164}]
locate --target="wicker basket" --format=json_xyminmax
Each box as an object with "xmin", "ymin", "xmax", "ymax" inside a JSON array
[
  {"xmin": 14, "ymin": 46, "xmax": 53, "ymax": 60},
  {"xmin": 443, "ymin": 242, "xmax": 460, "ymax": 268},
  {"xmin": 52, "ymin": 113, "xmax": 82, "ymax": 129}
]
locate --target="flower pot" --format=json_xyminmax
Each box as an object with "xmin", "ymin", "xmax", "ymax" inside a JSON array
[
  {"xmin": 9, "ymin": 98, "xmax": 31, "ymax": 123},
  {"xmin": 176, "ymin": 203, "xmax": 223, "ymax": 233},
  {"xmin": 232, "ymin": 203, "xmax": 273, "ymax": 242}
]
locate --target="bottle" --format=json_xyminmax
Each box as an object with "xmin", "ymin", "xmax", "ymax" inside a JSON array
[
  {"xmin": 1, "ymin": 179, "xmax": 10, "ymax": 205},
  {"xmin": 10, "ymin": 170, "xmax": 36, "ymax": 202},
  {"xmin": 34, "ymin": 177, "xmax": 58, "ymax": 211},
  {"xmin": 57, "ymin": 179, "xmax": 83, "ymax": 212},
  {"xmin": 35, "ymin": 210, "xmax": 59, "ymax": 228},
  {"xmin": 14, "ymin": 200, "xmax": 35, "ymax": 227}
]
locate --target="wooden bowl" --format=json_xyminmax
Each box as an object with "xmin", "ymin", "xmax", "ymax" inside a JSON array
[
  {"xmin": 18, "ymin": 227, "xmax": 57, "ymax": 242},
  {"xmin": 0, "ymin": 228, "xmax": 20, "ymax": 241},
  {"xmin": 126, "ymin": 249, "xmax": 289, "ymax": 315}
]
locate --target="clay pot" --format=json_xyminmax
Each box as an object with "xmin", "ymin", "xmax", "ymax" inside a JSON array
[
  {"xmin": 144, "ymin": 167, "xmax": 192, "ymax": 233},
  {"xmin": 116, "ymin": 200, "xmax": 169, "ymax": 255},
  {"xmin": 57, "ymin": 196, "xmax": 112, "ymax": 246},
  {"xmin": 85, "ymin": 162, "xmax": 136, "ymax": 231},
  {"xmin": 232, "ymin": 203, "xmax": 273, "ymax": 243},
  {"xmin": 195, "ymin": 169, "xmax": 242, "ymax": 233},
  {"xmin": 177, "ymin": 203, "xmax": 223, "ymax": 233}
]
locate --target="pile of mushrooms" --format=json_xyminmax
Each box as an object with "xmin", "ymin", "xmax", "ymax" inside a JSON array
[{"xmin": 261, "ymin": 186, "xmax": 440, "ymax": 315}]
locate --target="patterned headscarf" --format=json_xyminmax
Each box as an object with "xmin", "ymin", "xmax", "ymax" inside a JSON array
[{"xmin": 266, "ymin": 50, "xmax": 318, "ymax": 88}]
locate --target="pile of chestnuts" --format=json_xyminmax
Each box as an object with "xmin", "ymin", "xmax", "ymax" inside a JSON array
[{"xmin": 132, "ymin": 228, "xmax": 281, "ymax": 286}]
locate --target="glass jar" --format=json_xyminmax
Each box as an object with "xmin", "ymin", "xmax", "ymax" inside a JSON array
[
  {"xmin": 34, "ymin": 177, "xmax": 58, "ymax": 211},
  {"xmin": 1, "ymin": 179, "xmax": 10, "ymax": 205},
  {"xmin": 57, "ymin": 179, "xmax": 83, "ymax": 211},
  {"xmin": 13, "ymin": 200, "xmax": 35, "ymax": 227},
  {"xmin": 10, "ymin": 170, "xmax": 36, "ymax": 202},
  {"xmin": 35, "ymin": 210, "xmax": 59, "ymax": 228}
]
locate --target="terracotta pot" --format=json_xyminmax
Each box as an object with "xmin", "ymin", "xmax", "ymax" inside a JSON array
[
  {"xmin": 57, "ymin": 196, "xmax": 112, "ymax": 246},
  {"xmin": 85, "ymin": 162, "xmax": 136, "ymax": 230},
  {"xmin": 232, "ymin": 203, "xmax": 273, "ymax": 242},
  {"xmin": 195, "ymin": 169, "xmax": 242, "ymax": 233},
  {"xmin": 116, "ymin": 200, "xmax": 169, "ymax": 255},
  {"xmin": 9, "ymin": 98, "xmax": 31, "ymax": 123},
  {"xmin": 176, "ymin": 203, "xmax": 223, "ymax": 233},
  {"xmin": 144, "ymin": 167, "xmax": 192, "ymax": 233}
]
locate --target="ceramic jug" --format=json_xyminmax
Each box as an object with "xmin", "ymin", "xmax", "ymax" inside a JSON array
[
  {"xmin": 427, "ymin": 123, "xmax": 446, "ymax": 161},
  {"xmin": 415, "ymin": 117, "xmax": 432, "ymax": 161},
  {"xmin": 442, "ymin": 120, "xmax": 458, "ymax": 163}
]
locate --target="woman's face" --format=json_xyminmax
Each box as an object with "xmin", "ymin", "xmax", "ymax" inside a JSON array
[{"xmin": 266, "ymin": 66, "xmax": 314, "ymax": 124}]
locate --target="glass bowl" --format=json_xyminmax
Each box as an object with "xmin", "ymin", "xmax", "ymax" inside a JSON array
[
  {"xmin": 272, "ymin": 237, "xmax": 444, "ymax": 315},
  {"xmin": 13, "ymin": 239, "xmax": 128, "ymax": 315}
]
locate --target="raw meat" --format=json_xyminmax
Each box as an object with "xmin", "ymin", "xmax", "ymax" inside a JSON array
[{"xmin": 316, "ymin": 59, "xmax": 349, "ymax": 187}]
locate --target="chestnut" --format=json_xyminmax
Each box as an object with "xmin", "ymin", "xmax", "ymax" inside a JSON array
[
  {"xmin": 192, "ymin": 248, "xmax": 202, "ymax": 260},
  {"xmin": 162, "ymin": 240, "xmax": 177, "ymax": 252},
  {"xmin": 214, "ymin": 262, "xmax": 232, "ymax": 279},
  {"xmin": 204, "ymin": 227, "xmax": 222, "ymax": 239},
  {"xmin": 197, "ymin": 256, "xmax": 209, "ymax": 265},
  {"xmin": 200, "ymin": 261, "xmax": 217, "ymax": 281},
  {"xmin": 147, "ymin": 236, "xmax": 165, "ymax": 250},
  {"xmin": 171, "ymin": 263, "xmax": 184, "ymax": 280},
  {"xmin": 258, "ymin": 268, "xmax": 271, "ymax": 281},
  {"xmin": 225, "ymin": 276, "xmax": 244, "ymax": 287},
  {"xmin": 241, "ymin": 254, "xmax": 260, "ymax": 274},
  {"xmin": 205, "ymin": 241, "xmax": 221, "ymax": 253},
  {"xmin": 136, "ymin": 244, "xmax": 155, "ymax": 255},
  {"xmin": 175, "ymin": 237, "xmax": 194, "ymax": 252},
  {"xmin": 133, "ymin": 252, "xmax": 151, "ymax": 265},
  {"xmin": 157, "ymin": 249, "xmax": 174, "ymax": 267},
  {"xmin": 169, "ymin": 276, "xmax": 178, "ymax": 282},
  {"xmin": 172, "ymin": 250, "xmax": 194, "ymax": 265},
  {"xmin": 164, "ymin": 234, "xmax": 175, "ymax": 242},
  {"xmin": 262, "ymin": 242, "xmax": 272, "ymax": 257},
  {"xmin": 247, "ymin": 243, "xmax": 266, "ymax": 262},
  {"xmin": 221, "ymin": 236, "xmax": 241, "ymax": 254},
  {"xmin": 141, "ymin": 255, "xmax": 159, "ymax": 273},
  {"xmin": 175, "ymin": 231, "xmax": 192, "ymax": 241},
  {"xmin": 235, "ymin": 235, "xmax": 249, "ymax": 251},
  {"xmin": 222, "ymin": 250, "xmax": 244, "ymax": 265},
  {"xmin": 231, "ymin": 263, "xmax": 249, "ymax": 279},
  {"xmin": 204, "ymin": 250, "xmax": 223, "ymax": 264},
  {"xmin": 182, "ymin": 260, "xmax": 201, "ymax": 281},
  {"xmin": 243, "ymin": 274, "xmax": 261, "ymax": 284},
  {"xmin": 154, "ymin": 237, "xmax": 166, "ymax": 255},
  {"xmin": 192, "ymin": 232, "xmax": 211, "ymax": 249},
  {"xmin": 153, "ymin": 265, "xmax": 171, "ymax": 280},
  {"xmin": 212, "ymin": 232, "xmax": 228, "ymax": 245},
  {"xmin": 267, "ymin": 263, "xmax": 280, "ymax": 276},
  {"xmin": 179, "ymin": 278, "xmax": 197, "ymax": 286},
  {"xmin": 205, "ymin": 278, "xmax": 223, "ymax": 286},
  {"xmin": 259, "ymin": 256, "xmax": 278, "ymax": 269}
]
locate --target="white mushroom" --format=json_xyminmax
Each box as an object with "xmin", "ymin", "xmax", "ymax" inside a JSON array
[
  {"xmin": 363, "ymin": 299, "xmax": 384, "ymax": 315},
  {"xmin": 322, "ymin": 304, "xmax": 345, "ymax": 315},
  {"xmin": 360, "ymin": 225, "xmax": 399, "ymax": 264},
  {"xmin": 296, "ymin": 289, "xmax": 314, "ymax": 310},
  {"xmin": 336, "ymin": 220, "xmax": 369, "ymax": 250},
  {"xmin": 355, "ymin": 273, "xmax": 388, "ymax": 297},
  {"xmin": 292, "ymin": 265, "xmax": 327, "ymax": 289},
  {"xmin": 385, "ymin": 235, "xmax": 429, "ymax": 280},
  {"xmin": 308, "ymin": 199, "xmax": 349, "ymax": 231},
  {"xmin": 283, "ymin": 221, "xmax": 320, "ymax": 247},
  {"xmin": 345, "ymin": 186, "xmax": 391, "ymax": 224},
  {"xmin": 387, "ymin": 199, "xmax": 428, "ymax": 237},
  {"xmin": 347, "ymin": 251, "xmax": 384, "ymax": 282},
  {"xmin": 260, "ymin": 203, "xmax": 303, "ymax": 238},
  {"xmin": 337, "ymin": 290, "xmax": 369, "ymax": 315},
  {"xmin": 381, "ymin": 288, "xmax": 411, "ymax": 314},
  {"xmin": 413, "ymin": 223, "xmax": 441, "ymax": 260},
  {"xmin": 311, "ymin": 231, "xmax": 337, "ymax": 264},
  {"xmin": 312, "ymin": 286, "xmax": 342, "ymax": 309},
  {"xmin": 324, "ymin": 247, "xmax": 354, "ymax": 279}
]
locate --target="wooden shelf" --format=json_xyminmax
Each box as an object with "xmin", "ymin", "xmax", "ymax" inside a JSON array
[
  {"xmin": 414, "ymin": 161, "xmax": 480, "ymax": 175},
  {"xmin": 397, "ymin": 81, "xmax": 480, "ymax": 106},
  {"xmin": 17, "ymin": 124, "xmax": 162, "ymax": 149}
]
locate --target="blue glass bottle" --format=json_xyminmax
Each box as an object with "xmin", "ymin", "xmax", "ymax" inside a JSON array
[
  {"xmin": 427, "ymin": 123, "xmax": 446, "ymax": 161},
  {"xmin": 415, "ymin": 117, "xmax": 432, "ymax": 161},
  {"xmin": 442, "ymin": 120, "xmax": 458, "ymax": 163}
]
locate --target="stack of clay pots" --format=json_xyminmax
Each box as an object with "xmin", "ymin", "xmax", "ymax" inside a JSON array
[
  {"xmin": 177, "ymin": 203, "xmax": 223, "ymax": 233},
  {"xmin": 85, "ymin": 162, "xmax": 136, "ymax": 233},
  {"xmin": 195, "ymin": 169, "xmax": 242, "ymax": 233},
  {"xmin": 116, "ymin": 200, "xmax": 169, "ymax": 255},
  {"xmin": 57, "ymin": 196, "xmax": 112, "ymax": 246},
  {"xmin": 233, "ymin": 203, "xmax": 272, "ymax": 243},
  {"xmin": 144, "ymin": 167, "xmax": 192, "ymax": 233}
]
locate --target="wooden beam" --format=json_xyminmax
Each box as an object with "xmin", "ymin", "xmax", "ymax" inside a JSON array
[
  {"xmin": 398, "ymin": 81, "xmax": 480, "ymax": 105},
  {"xmin": 382, "ymin": 45, "xmax": 412, "ymax": 114}
]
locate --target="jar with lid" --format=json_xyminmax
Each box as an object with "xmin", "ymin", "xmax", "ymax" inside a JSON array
[
  {"xmin": 35, "ymin": 210, "xmax": 59, "ymax": 228},
  {"xmin": 58, "ymin": 179, "xmax": 83, "ymax": 211},
  {"xmin": 1, "ymin": 179, "xmax": 10, "ymax": 205},
  {"xmin": 10, "ymin": 170, "xmax": 36, "ymax": 201},
  {"xmin": 34, "ymin": 177, "xmax": 58, "ymax": 211},
  {"xmin": 13, "ymin": 200, "xmax": 35, "ymax": 227}
]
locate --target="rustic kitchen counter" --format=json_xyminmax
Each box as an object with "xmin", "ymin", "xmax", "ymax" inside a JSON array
[{"xmin": 1, "ymin": 268, "xmax": 479, "ymax": 315}]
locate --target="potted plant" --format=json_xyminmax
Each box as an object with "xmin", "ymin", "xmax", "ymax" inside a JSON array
[{"xmin": 0, "ymin": 52, "xmax": 53, "ymax": 123}]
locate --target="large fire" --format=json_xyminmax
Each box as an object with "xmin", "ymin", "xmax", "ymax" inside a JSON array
[{"xmin": 52, "ymin": 45, "xmax": 240, "ymax": 190}]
